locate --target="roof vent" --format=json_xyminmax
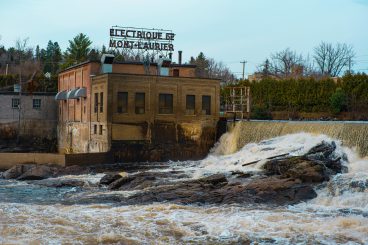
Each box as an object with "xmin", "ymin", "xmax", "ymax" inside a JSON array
[{"xmin": 101, "ymin": 54, "xmax": 115, "ymax": 74}]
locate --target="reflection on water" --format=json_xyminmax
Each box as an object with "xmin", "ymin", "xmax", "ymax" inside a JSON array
[{"xmin": 0, "ymin": 133, "xmax": 367, "ymax": 244}]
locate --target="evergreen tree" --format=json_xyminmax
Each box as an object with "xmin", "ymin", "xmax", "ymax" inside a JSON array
[
  {"xmin": 35, "ymin": 45, "xmax": 40, "ymax": 61},
  {"xmin": 43, "ymin": 41, "xmax": 62, "ymax": 74},
  {"xmin": 63, "ymin": 33, "xmax": 92, "ymax": 68}
]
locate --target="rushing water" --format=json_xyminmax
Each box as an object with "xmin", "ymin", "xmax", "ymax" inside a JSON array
[{"xmin": 1, "ymin": 133, "xmax": 368, "ymax": 244}]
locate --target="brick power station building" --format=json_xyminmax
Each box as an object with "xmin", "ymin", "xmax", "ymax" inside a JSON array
[{"xmin": 56, "ymin": 54, "xmax": 220, "ymax": 161}]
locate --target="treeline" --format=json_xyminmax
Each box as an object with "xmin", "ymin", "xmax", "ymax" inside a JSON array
[
  {"xmin": 241, "ymin": 73, "xmax": 368, "ymax": 119},
  {"xmin": 0, "ymin": 33, "xmax": 236, "ymax": 92}
]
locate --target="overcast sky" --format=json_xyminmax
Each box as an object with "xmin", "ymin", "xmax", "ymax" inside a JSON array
[{"xmin": 0, "ymin": 0, "xmax": 367, "ymax": 77}]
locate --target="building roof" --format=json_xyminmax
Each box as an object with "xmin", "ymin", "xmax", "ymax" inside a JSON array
[
  {"xmin": 0, "ymin": 91, "xmax": 56, "ymax": 96},
  {"xmin": 92, "ymin": 72, "xmax": 221, "ymax": 82},
  {"xmin": 59, "ymin": 60, "xmax": 197, "ymax": 73}
]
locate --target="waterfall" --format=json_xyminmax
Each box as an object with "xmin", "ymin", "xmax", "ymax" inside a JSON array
[{"xmin": 223, "ymin": 121, "xmax": 368, "ymax": 156}]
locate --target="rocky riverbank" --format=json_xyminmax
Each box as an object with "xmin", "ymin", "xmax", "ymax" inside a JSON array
[{"xmin": 0, "ymin": 141, "xmax": 346, "ymax": 206}]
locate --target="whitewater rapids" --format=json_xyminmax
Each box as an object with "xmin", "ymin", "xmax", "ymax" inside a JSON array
[{"xmin": 0, "ymin": 133, "xmax": 367, "ymax": 244}]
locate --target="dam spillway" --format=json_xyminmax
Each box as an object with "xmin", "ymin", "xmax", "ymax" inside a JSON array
[{"xmin": 224, "ymin": 121, "xmax": 368, "ymax": 156}]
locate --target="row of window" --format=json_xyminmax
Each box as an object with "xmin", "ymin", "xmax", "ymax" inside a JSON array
[
  {"xmin": 93, "ymin": 124, "xmax": 103, "ymax": 135},
  {"xmin": 113, "ymin": 92, "xmax": 211, "ymax": 115},
  {"xmin": 11, "ymin": 98, "xmax": 41, "ymax": 109},
  {"xmin": 94, "ymin": 92, "xmax": 104, "ymax": 113}
]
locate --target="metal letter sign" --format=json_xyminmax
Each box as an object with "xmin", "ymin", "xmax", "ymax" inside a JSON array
[{"xmin": 109, "ymin": 26, "xmax": 175, "ymax": 61}]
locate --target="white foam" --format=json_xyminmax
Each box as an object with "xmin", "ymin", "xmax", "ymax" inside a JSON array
[{"xmin": 194, "ymin": 132, "xmax": 343, "ymax": 177}]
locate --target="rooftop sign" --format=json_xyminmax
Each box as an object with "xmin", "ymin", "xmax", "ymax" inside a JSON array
[{"xmin": 109, "ymin": 26, "xmax": 175, "ymax": 52}]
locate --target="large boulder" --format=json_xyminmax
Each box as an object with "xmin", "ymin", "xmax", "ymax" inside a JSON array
[
  {"xmin": 225, "ymin": 177, "xmax": 317, "ymax": 205},
  {"xmin": 99, "ymin": 173, "xmax": 123, "ymax": 186},
  {"xmin": 199, "ymin": 174, "xmax": 227, "ymax": 185},
  {"xmin": 17, "ymin": 165, "xmax": 58, "ymax": 180},
  {"xmin": 108, "ymin": 176, "xmax": 135, "ymax": 190},
  {"xmin": 2, "ymin": 164, "xmax": 36, "ymax": 179},
  {"xmin": 264, "ymin": 157, "xmax": 329, "ymax": 183},
  {"xmin": 55, "ymin": 165, "xmax": 90, "ymax": 176},
  {"xmin": 263, "ymin": 141, "xmax": 344, "ymax": 183},
  {"xmin": 34, "ymin": 178, "xmax": 87, "ymax": 188}
]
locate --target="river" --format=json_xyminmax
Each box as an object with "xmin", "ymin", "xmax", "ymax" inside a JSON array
[{"xmin": 0, "ymin": 132, "xmax": 367, "ymax": 244}]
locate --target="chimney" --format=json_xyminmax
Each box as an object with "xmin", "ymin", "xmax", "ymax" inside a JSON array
[
  {"xmin": 168, "ymin": 52, "xmax": 173, "ymax": 61},
  {"xmin": 178, "ymin": 50, "xmax": 182, "ymax": 65}
]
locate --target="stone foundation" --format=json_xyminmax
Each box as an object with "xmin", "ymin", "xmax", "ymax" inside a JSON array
[{"xmin": 112, "ymin": 122, "xmax": 217, "ymax": 162}]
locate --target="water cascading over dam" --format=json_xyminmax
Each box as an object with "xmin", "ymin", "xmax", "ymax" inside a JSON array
[{"xmin": 220, "ymin": 121, "xmax": 368, "ymax": 156}]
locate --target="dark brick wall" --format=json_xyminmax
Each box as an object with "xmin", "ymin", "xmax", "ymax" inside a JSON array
[{"xmin": 65, "ymin": 152, "xmax": 113, "ymax": 166}]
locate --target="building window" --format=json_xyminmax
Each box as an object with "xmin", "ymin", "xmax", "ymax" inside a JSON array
[
  {"xmin": 159, "ymin": 93, "xmax": 173, "ymax": 114},
  {"xmin": 135, "ymin": 92, "xmax": 145, "ymax": 114},
  {"xmin": 173, "ymin": 69, "xmax": 180, "ymax": 77},
  {"xmin": 186, "ymin": 95, "xmax": 195, "ymax": 115},
  {"xmin": 33, "ymin": 99, "xmax": 41, "ymax": 109},
  {"xmin": 94, "ymin": 124, "xmax": 97, "ymax": 134},
  {"xmin": 99, "ymin": 125, "xmax": 103, "ymax": 135},
  {"xmin": 94, "ymin": 93, "xmax": 98, "ymax": 113},
  {"xmin": 202, "ymin": 95, "xmax": 211, "ymax": 115},
  {"xmin": 12, "ymin": 98, "xmax": 20, "ymax": 109},
  {"xmin": 100, "ymin": 92, "xmax": 104, "ymax": 113},
  {"xmin": 117, "ymin": 92, "xmax": 128, "ymax": 113}
]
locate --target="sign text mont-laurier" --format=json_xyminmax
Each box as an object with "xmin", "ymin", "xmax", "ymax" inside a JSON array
[{"xmin": 109, "ymin": 27, "xmax": 175, "ymax": 51}]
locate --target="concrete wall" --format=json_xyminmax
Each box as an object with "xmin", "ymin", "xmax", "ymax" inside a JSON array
[
  {"xmin": 0, "ymin": 152, "xmax": 113, "ymax": 170},
  {"xmin": 0, "ymin": 153, "xmax": 65, "ymax": 170},
  {"xmin": 0, "ymin": 92, "xmax": 57, "ymax": 140}
]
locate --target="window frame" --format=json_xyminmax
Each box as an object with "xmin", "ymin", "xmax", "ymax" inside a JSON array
[
  {"xmin": 135, "ymin": 92, "xmax": 145, "ymax": 114},
  {"xmin": 94, "ymin": 93, "xmax": 98, "ymax": 113},
  {"xmin": 32, "ymin": 98, "xmax": 41, "ymax": 110},
  {"xmin": 185, "ymin": 95, "xmax": 195, "ymax": 115},
  {"xmin": 99, "ymin": 125, "xmax": 103, "ymax": 135},
  {"xmin": 117, "ymin": 92, "xmax": 128, "ymax": 114},
  {"xmin": 202, "ymin": 95, "xmax": 211, "ymax": 115},
  {"xmin": 99, "ymin": 92, "xmax": 104, "ymax": 113},
  {"xmin": 158, "ymin": 93, "xmax": 174, "ymax": 114},
  {"xmin": 12, "ymin": 98, "xmax": 20, "ymax": 109}
]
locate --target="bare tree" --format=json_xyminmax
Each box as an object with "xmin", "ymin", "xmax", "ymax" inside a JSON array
[
  {"xmin": 207, "ymin": 58, "xmax": 236, "ymax": 84},
  {"xmin": 257, "ymin": 48, "xmax": 306, "ymax": 79},
  {"xmin": 189, "ymin": 52, "xmax": 236, "ymax": 84},
  {"xmin": 313, "ymin": 42, "xmax": 355, "ymax": 77},
  {"xmin": 271, "ymin": 48, "xmax": 305, "ymax": 78}
]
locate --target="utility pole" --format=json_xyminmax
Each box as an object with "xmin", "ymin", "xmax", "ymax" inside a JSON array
[
  {"xmin": 240, "ymin": 60, "xmax": 247, "ymax": 80},
  {"xmin": 17, "ymin": 68, "xmax": 22, "ymax": 144}
]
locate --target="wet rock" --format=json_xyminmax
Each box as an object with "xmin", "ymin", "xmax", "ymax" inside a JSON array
[
  {"xmin": 231, "ymin": 171, "xmax": 252, "ymax": 178},
  {"xmin": 119, "ymin": 175, "xmax": 156, "ymax": 190},
  {"xmin": 198, "ymin": 174, "xmax": 227, "ymax": 185},
  {"xmin": 56, "ymin": 165, "xmax": 90, "ymax": 176},
  {"xmin": 307, "ymin": 141, "xmax": 336, "ymax": 157},
  {"xmin": 264, "ymin": 157, "xmax": 329, "ymax": 183},
  {"xmin": 2, "ymin": 164, "xmax": 36, "ymax": 179},
  {"xmin": 223, "ymin": 177, "xmax": 317, "ymax": 205},
  {"xmin": 99, "ymin": 173, "xmax": 123, "ymax": 186},
  {"xmin": 98, "ymin": 141, "xmax": 345, "ymax": 206},
  {"xmin": 124, "ymin": 174, "xmax": 229, "ymax": 205},
  {"xmin": 108, "ymin": 176, "xmax": 135, "ymax": 190},
  {"xmin": 263, "ymin": 141, "xmax": 344, "ymax": 183},
  {"xmin": 17, "ymin": 165, "xmax": 58, "ymax": 180},
  {"xmin": 34, "ymin": 178, "xmax": 87, "ymax": 188}
]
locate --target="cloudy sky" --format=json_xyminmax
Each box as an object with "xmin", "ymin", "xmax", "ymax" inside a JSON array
[{"xmin": 0, "ymin": 0, "xmax": 367, "ymax": 77}]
